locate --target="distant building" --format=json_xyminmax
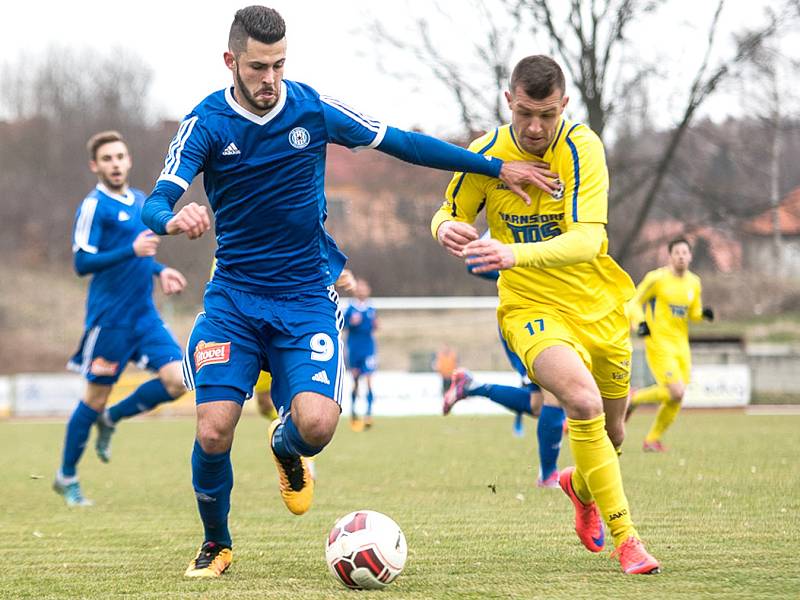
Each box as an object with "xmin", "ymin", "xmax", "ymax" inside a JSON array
[{"xmin": 743, "ymin": 187, "xmax": 800, "ymax": 277}]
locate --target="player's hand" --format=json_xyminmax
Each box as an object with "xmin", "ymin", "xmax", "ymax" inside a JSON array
[
  {"xmin": 636, "ymin": 321, "xmax": 650, "ymax": 337},
  {"xmin": 702, "ymin": 306, "xmax": 715, "ymax": 322},
  {"xmin": 499, "ymin": 160, "xmax": 560, "ymax": 205},
  {"xmin": 436, "ymin": 221, "xmax": 479, "ymax": 257},
  {"xmin": 463, "ymin": 238, "xmax": 516, "ymax": 273},
  {"xmin": 166, "ymin": 202, "xmax": 210, "ymax": 239},
  {"xmin": 158, "ymin": 267, "xmax": 187, "ymax": 295},
  {"xmin": 336, "ymin": 268, "xmax": 357, "ymax": 293},
  {"xmin": 132, "ymin": 230, "xmax": 160, "ymax": 257}
]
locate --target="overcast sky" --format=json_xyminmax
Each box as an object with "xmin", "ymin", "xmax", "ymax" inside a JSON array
[{"xmin": 1, "ymin": 0, "xmax": 797, "ymax": 135}]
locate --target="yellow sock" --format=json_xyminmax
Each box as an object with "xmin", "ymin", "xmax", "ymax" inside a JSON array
[
  {"xmin": 632, "ymin": 385, "xmax": 671, "ymax": 405},
  {"xmin": 570, "ymin": 468, "xmax": 592, "ymax": 505},
  {"xmin": 568, "ymin": 415, "xmax": 638, "ymax": 547},
  {"xmin": 645, "ymin": 400, "xmax": 681, "ymax": 443}
]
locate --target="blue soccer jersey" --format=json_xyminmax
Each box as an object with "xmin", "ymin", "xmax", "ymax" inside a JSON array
[
  {"xmin": 344, "ymin": 301, "xmax": 377, "ymax": 361},
  {"xmin": 72, "ymin": 184, "xmax": 164, "ymax": 327},
  {"xmin": 150, "ymin": 81, "xmax": 391, "ymax": 293}
]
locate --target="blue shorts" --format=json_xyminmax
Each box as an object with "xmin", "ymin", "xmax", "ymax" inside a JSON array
[
  {"xmin": 499, "ymin": 328, "xmax": 540, "ymax": 392},
  {"xmin": 347, "ymin": 349, "xmax": 376, "ymax": 375},
  {"xmin": 67, "ymin": 316, "xmax": 182, "ymax": 385},
  {"xmin": 183, "ymin": 282, "xmax": 344, "ymax": 413}
]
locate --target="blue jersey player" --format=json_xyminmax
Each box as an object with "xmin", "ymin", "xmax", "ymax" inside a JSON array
[
  {"xmin": 53, "ymin": 131, "xmax": 187, "ymax": 507},
  {"xmin": 141, "ymin": 6, "xmax": 561, "ymax": 578},
  {"xmin": 443, "ymin": 231, "xmax": 566, "ymax": 488},
  {"xmin": 343, "ymin": 278, "xmax": 378, "ymax": 430}
]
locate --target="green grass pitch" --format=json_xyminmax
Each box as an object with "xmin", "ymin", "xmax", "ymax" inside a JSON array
[{"xmin": 2, "ymin": 410, "xmax": 799, "ymax": 599}]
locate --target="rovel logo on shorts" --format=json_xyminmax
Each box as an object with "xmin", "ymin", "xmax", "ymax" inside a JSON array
[
  {"xmin": 194, "ymin": 341, "xmax": 231, "ymax": 370},
  {"xmin": 90, "ymin": 357, "xmax": 119, "ymax": 376}
]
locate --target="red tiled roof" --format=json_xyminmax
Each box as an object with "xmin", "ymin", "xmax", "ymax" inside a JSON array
[{"xmin": 745, "ymin": 188, "xmax": 800, "ymax": 236}]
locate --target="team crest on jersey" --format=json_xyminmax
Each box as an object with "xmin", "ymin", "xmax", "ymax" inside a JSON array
[
  {"xmin": 90, "ymin": 357, "xmax": 119, "ymax": 377},
  {"xmin": 288, "ymin": 127, "xmax": 310, "ymax": 149},
  {"xmin": 550, "ymin": 179, "xmax": 565, "ymax": 200},
  {"xmin": 194, "ymin": 341, "xmax": 231, "ymax": 370}
]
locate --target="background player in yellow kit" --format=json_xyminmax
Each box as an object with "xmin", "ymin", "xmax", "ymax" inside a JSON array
[
  {"xmin": 627, "ymin": 238, "xmax": 714, "ymax": 452},
  {"xmin": 432, "ymin": 55, "xmax": 660, "ymax": 575}
]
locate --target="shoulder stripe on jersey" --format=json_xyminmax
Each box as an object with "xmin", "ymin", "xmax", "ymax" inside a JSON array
[
  {"xmin": 161, "ymin": 116, "xmax": 199, "ymax": 178},
  {"xmin": 565, "ymin": 128, "xmax": 581, "ymax": 222},
  {"xmin": 319, "ymin": 95, "xmax": 382, "ymax": 131},
  {"xmin": 450, "ymin": 129, "xmax": 499, "ymax": 202},
  {"xmin": 162, "ymin": 117, "xmax": 192, "ymax": 174},
  {"xmin": 73, "ymin": 197, "xmax": 99, "ymax": 254}
]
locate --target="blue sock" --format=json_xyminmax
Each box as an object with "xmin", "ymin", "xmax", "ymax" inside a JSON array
[
  {"xmin": 537, "ymin": 405, "xmax": 565, "ymax": 480},
  {"xmin": 60, "ymin": 401, "xmax": 99, "ymax": 478},
  {"xmin": 107, "ymin": 379, "xmax": 174, "ymax": 423},
  {"xmin": 469, "ymin": 383, "xmax": 532, "ymax": 415},
  {"xmin": 351, "ymin": 388, "xmax": 358, "ymax": 419},
  {"xmin": 191, "ymin": 440, "xmax": 233, "ymax": 547},
  {"xmin": 366, "ymin": 388, "xmax": 374, "ymax": 417},
  {"xmin": 271, "ymin": 415, "xmax": 325, "ymax": 458}
]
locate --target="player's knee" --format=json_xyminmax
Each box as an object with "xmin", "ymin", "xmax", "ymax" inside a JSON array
[
  {"xmin": 560, "ymin": 383, "xmax": 602, "ymax": 420},
  {"xmin": 196, "ymin": 422, "xmax": 234, "ymax": 454},
  {"xmin": 164, "ymin": 379, "xmax": 186, "ymax": 399},
  {"xmin": 669, "ymin": 386, "xmax": 685, "ymax": 403},
  {"xmin": 293, "ymin": 401, "xmax": 339, "ymax": 448}
]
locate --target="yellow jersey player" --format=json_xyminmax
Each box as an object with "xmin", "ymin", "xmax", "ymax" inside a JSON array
[
  {"xmin": 431, "ymin": 55, "xmax": 660, "ymax": 574},
  {"xmin": 627, "ymin": 238, "xmax": 714, "ymax": 451}
]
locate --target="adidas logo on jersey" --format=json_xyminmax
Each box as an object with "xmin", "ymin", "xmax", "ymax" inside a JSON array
[
  {"xmin": 312, "ymin": 370, "xmax": 330, "ymax": 385},
  {"xmin": 221, "ymin": 142, "xmax": 241, "ymax": 156},
  {"xmin": 117, "ymin": 211, "xmax": 130, "ymax": 222}
]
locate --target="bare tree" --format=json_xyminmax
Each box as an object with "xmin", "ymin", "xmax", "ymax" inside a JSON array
[{"xmin": 364, "ymin": 0, "xmax": 796, "ymax": 265}]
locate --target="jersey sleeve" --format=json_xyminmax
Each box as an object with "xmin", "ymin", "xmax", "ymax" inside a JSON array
[
  {"xmin": 156, "ymin": 114, "xmax": 211, "ymax": 190},
  {"xmin": 320, "ymin": 96, "xmax": 387, "ymax": 150},
  {"xmin": 72, "ymin": 197, "xmax": 103, "ymax": 254},
  {"xmin": 560, "ymin": 127, "xmax": 609, "ymax": 226},
  {"xmin": 689, "ymin": 277, "xmax": 704, "ymax": 321}
]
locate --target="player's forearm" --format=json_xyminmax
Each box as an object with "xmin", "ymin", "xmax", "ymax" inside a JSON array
[
  {"xmin": 510, "ymin": 222, "xmax": 604, "ymax": 268},
  {"xmin": 73, "ymin": 246, "xmax": 136, "ymax": 276},
  {"xmin": 152, "ymin": 261, "xmax": 166, "ymax": 275},
  {"xmin": 142, "ymin": 180, "xmax": 184, "ymax": 235},
  {"xmin": 378, "ymin": 127, "xmax": 502, "ymax": 178}
]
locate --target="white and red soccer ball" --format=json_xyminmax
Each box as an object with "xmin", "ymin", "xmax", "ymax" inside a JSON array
[{"xmin": 325, "ymin": 510, "xmax": 407, "ymax": 590}]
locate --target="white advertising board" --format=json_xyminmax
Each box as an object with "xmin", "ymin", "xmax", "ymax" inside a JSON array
[
  {"xmin": 683, "ymin": 364, "xmax": 751, "ymax": 408},
  {"xmin": 12, "ymin": 373, "xmax": 84, "ymax": 417}
]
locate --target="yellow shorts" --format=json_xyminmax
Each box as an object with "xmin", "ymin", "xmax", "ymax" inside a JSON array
[
  {"xmin": 645, "ymin": 345, "xmax": 691, "ymax": 386},
  {"xmin": 254, "ymin": 371, "xmax": 272, "ymax": 394},
  {"xmin": 499, "ymin": 303, "xmax": 632, "ymax": 400}
]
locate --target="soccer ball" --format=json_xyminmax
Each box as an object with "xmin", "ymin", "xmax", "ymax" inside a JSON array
[{"xmin": 325, "ymin": 510, "xmax": 407, "ymax": 589}]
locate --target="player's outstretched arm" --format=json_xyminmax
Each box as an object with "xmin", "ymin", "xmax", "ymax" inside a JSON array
[{"xmin": 376, "ymin": 127, "xmax": 558, "ymax": 202}]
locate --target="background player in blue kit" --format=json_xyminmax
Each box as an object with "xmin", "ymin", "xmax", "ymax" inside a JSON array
[
  {"xmin": 142, "ymin": 5, "xmax": 561, "ymax": 578},
  {"xmin": 343, "ymin": 278, "xmax": 378, "ymax": 430},
  {"xmin": 54, "ymin": 131, "xmax": 187, "ymax": 507},
  {"xmin": 443, "ymin": 236, "xmax": 565, "ymax": 488}
]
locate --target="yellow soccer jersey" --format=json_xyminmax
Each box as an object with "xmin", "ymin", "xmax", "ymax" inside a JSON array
[
  {"xmin": 431, "ymin": 119, "xmax": 634, "ymax": 322},
  {"xmin": 630, "ymin": 267, "xmax": 703, "ymax": 349}
]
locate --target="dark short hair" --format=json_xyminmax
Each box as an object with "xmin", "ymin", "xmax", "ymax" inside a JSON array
[
  {"xmin": 229, "ymin": 5, "xmax": 286, "ymax": 54},
  {"xmin": 509, "ymin": 55, "xmax": 566, "ymax": 99},
  {"xmin": 668, "ymin": 238, "xmax": 692, "ymax": 253},
  {"xmin": 87, "ymin": 130, "xmax": 126, "ymax": 161}
]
